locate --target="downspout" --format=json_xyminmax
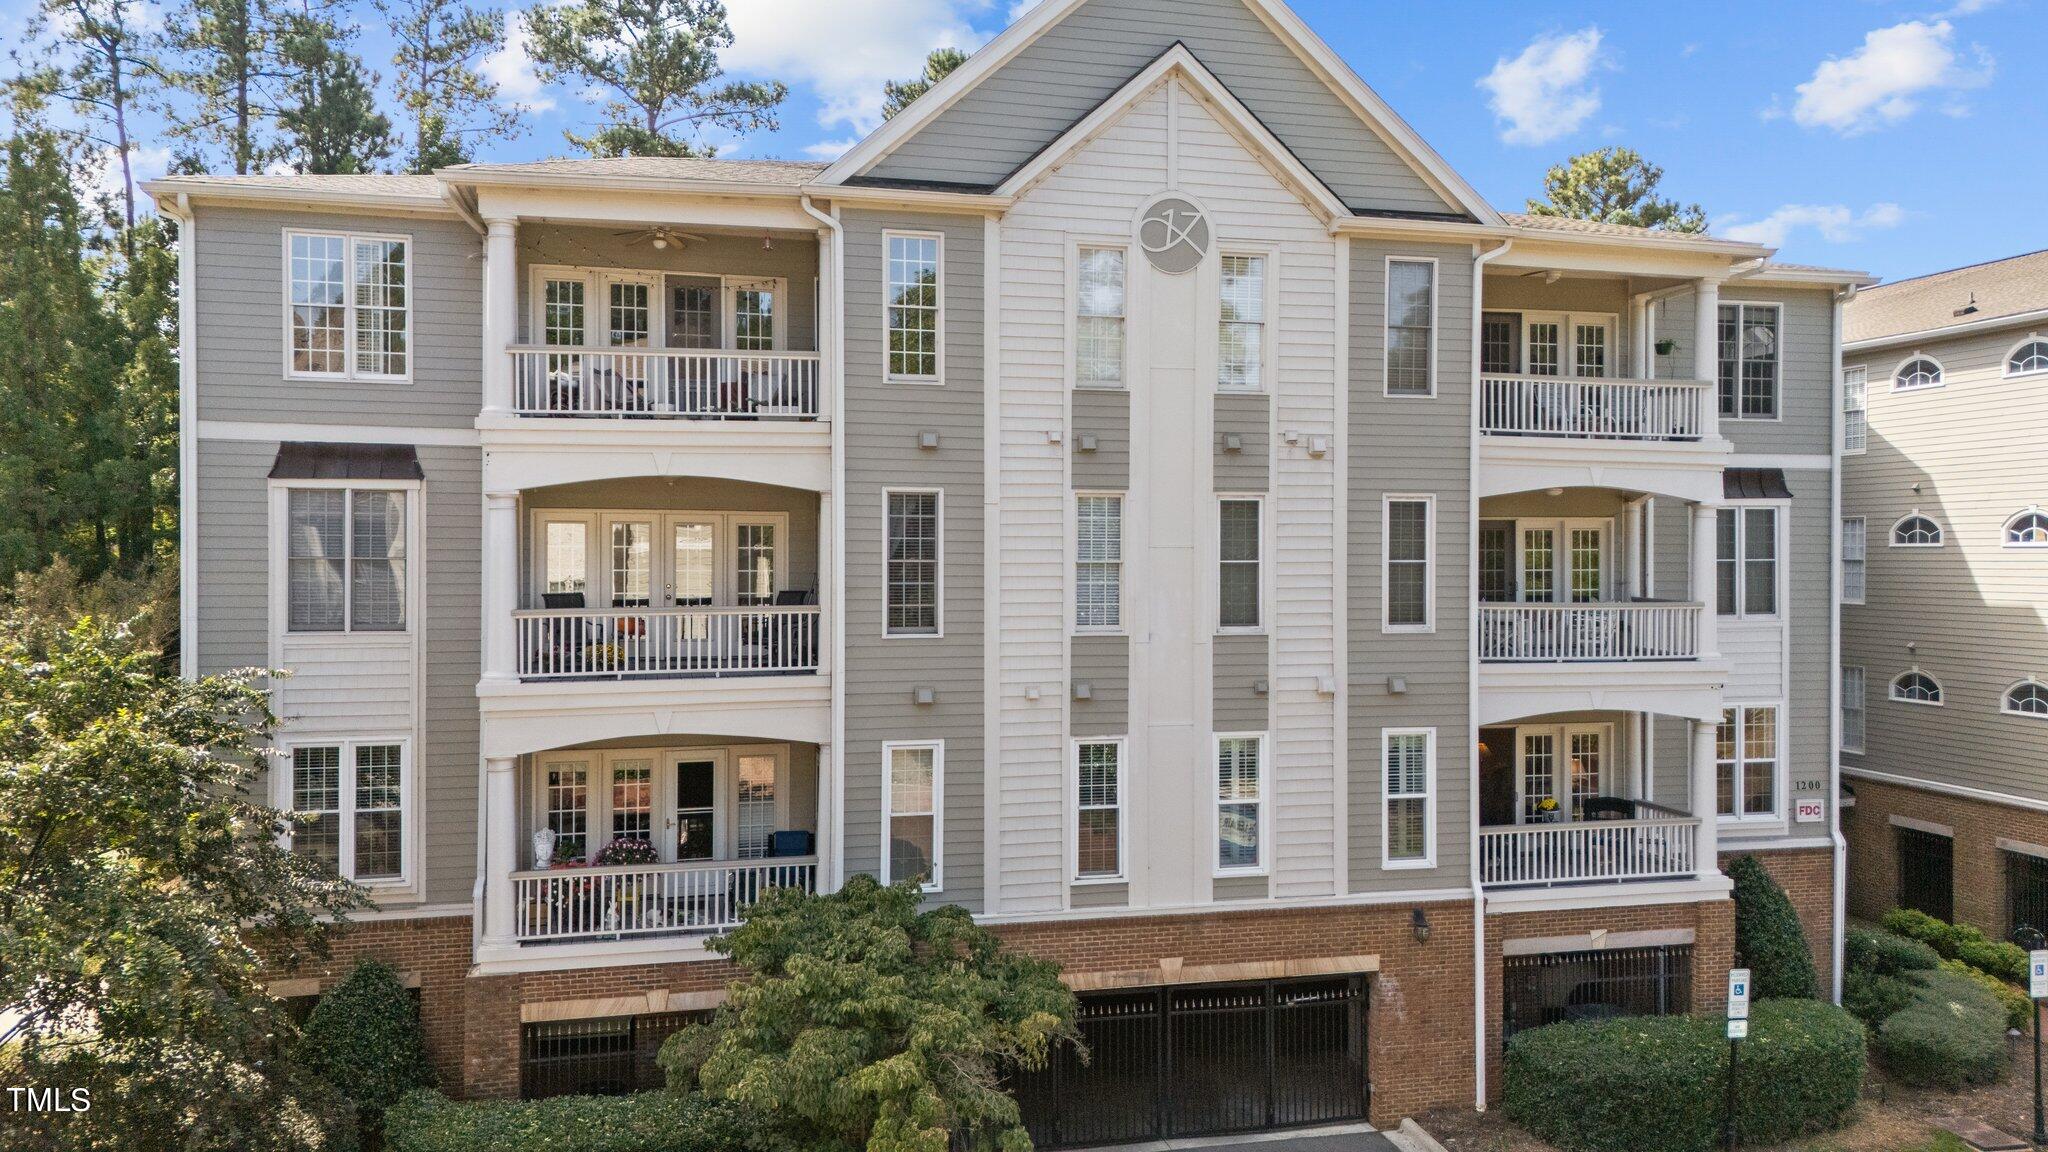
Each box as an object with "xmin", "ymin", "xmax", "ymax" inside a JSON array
[
  {"xmin": 800, "ymin": 194, "xmax": 847, "ymax": 893},
  {"xmin": 1828, "ymin": 282, "xmax": 1858, "ymax": 1003},
  {"xmin": 446, "ymin": 180, "xmax": 487, "ymax": 957},
  {"xmin": 161, "ymin": 192, "xmax": 200, "ymax": 680},
  {"xmin": 1470, "ymin": 236, "xmax": 1512, "ymax": 1111}
]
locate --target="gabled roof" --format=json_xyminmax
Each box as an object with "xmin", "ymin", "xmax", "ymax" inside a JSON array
[
  {"xmin": 1846, "ymin": 249, "xmax": 2048, "ymax": 346},
  {"xmin": 820, "ymin": 0, "xmax": 1503, "ymax": 227},
  {"xmin": 443, "ymin": 157, "xmax": 828, "ymax": 187}
]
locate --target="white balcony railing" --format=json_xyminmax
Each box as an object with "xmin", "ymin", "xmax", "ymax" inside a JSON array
[
  {"xmin": 1480, "ymin": 375, "xmax": 1707, "ymax": 441},
  {"xmin": 1478, "ymin": 601, "xmax": 1701, "ymax": 663},
  {"xmin": 1479, "ymin": 809, "xmax": 1699, "ymax": 887},
  {"xmin": 512, "ymin": 857, "xmax": 818, "ymax": 942},
  {"xmin": 515, "ymin": 606, "xmax": 821, "ymax": 679},
  {"xmin": 510, "ymin": 347, "xmax": 821, "ymax": 419}
]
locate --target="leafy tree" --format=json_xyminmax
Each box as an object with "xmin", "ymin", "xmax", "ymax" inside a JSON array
[
  {"xmin": 1729, "ymin": 854, "xmax": 1818, "ymax": 1000},
  {"xmin": 373, "ymin": 0, "xmax": 523, "ymax": 172},
  {"xmin": 1524, "ymin": 147, "xmax": 1707, "ymax": 234},
  {"xmin": 523, "ymin": 0, "xmax": 786, "ymax": 158},
  {"xmin": 881, "ymin": 47, "xmax": 966, "ymax": 121},
  {"xmin": 661, "ymin": 875, "xmax": 1076, "ymax": 1152},
  {"xmin": 0, "ymin": 606, "xmax": 365, "ymax": 1151},
  {"xmin": 274, "ymin": 15, "xmax": 395, "ymax": 174},
  {"xmin": 297, "ymin": 960, "xmax": 436, "ymax": 1139}
]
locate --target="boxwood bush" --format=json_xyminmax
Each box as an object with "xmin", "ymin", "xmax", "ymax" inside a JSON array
[
  {"xmin": 1729, "ymin": 855, "xmax": 1818, "ymax": 999},
  {"xmin": 1939, "ymin": 959, "xmax": 2033, "ymax": 1032},
  {"xmin": 1503, "ymin": 1001, "xmax": 1864, "ymax": 1152},
  {"xmin": 1845, "ymin": 926, "xmax": 1939, "ymax": 977},
  {"xmin": 1873, "ymin": 968, "xmax": 2010, "ymax": 1089},
  {"xmin": 383, "ymin": 1091, "xmax": 752, "ymax": 1152},
  {"xmin": 1844, "ymin": 968, "xmax": 1917, "ymax": 1030},
  {"xmin": 1881, "ymin": 908, "xmax": 2030, "ymax": 985},
  {"xmin": 296, "ymin": 960, "xmax": 436, "ymax": 1138}
]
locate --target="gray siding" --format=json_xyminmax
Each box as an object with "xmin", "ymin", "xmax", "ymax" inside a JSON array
[
  {"xmin": 840, "ymin": 209, "xmax": 987, "ymax": 910},
  {"xmin": 1779, "ymin": 467, "xmax": 1833, "ymax": 844},
  {"xmin": 1213, "ymin": 634, "xmax": 1270, "ymax": 731},
  {"xmin": 1213, "ymin": 392, "xmax": 1270, "ymax": 491},
  {"xmin": 1346, "ymin": 239, "xmax": 1473, "ymax": 891},
  {"xmin": 1072, "ymin": 388, "xmax": 1131, "ymax": 490},
  {"xmin": 1070, "ymin": 883, "xmax": 1130, "ymax": 908},
  {"xmin": 1071, "ymin": 635, "xmax": 1130, "ymax": 737},
  {"xmin": 866, "ymin": 0, "xmax": 1457, "ymax": 217},
  {"xmin": 1213, "ymin": 874, "xmax": 1270, "ymax": 901},
  {"xmin": 1658, "ymin": 285, "xmax": 1837, "ymax": 456},
  {"xmin": 195, "ymin": 439, "xmax": 277, "ymax": 672},
  {"xmin": 192, "ymin": 205, "xmax": 482, "ymax": 427}
]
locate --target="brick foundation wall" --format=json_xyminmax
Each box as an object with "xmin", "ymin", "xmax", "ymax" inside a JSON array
[
  {"xmin": 1844, "ymin": 774, "xmax": 2048, "ymax": 936},
  {"xmin": 1722, "ymin": 846, "xmax": 1838, "ymax": 992},
  {"xmin": 271, "ymin": 915, "xmax": 474, "ymax": 1090}
]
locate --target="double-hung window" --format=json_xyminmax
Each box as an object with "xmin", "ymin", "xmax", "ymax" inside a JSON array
[
  {"xmin": 1385, "ymin": 259, "xmax": 1437, "ymax": 396},
  {"xmin": 289, "ymin": 740, "xmax": 407, "ymax": 883},
  {"xmin": 886, "ymin": 233, "xmax": 942, "ymax": 381},
  {"xmin": 1384, "ymin": 496, "xmax": 1434, "ymax": 631},
  {"xmin": 1218, "ymin": 497, "xmax": 1261, "ymax": 630},
  {"xmin": 1842, "ymin": 366, "xmax": 1868, "ymax": 454},
  {"xmin": 1382, "ymin": 728, "xmax": 1435, "ymax": 868},
  {"xmin": 885, "ymin": 491, "xmax": 940, "ymax": 635},
  {"xmin": 1841, "ymin": 666, "xmax": 1866, "ymax": 753},
  {"xmin": 1075, "ymin": 494, "xmax": 1124, "ymax": 631},
  {"xmin": 287, "ymin": 231, "xmax": 410, "ymax": 379},
  {"xmin": 884, "ymin": 741, "xmax": 941, "ymax": 890},
  {"xmin": 1717, "ymin": 302, "xmax": 1780, "ymax": 419},
  {"xmin": 1218, "ymin": 255, "xmax": 1266, "ymax": 390},
  {"xmin": 287, "ymin": 488, "xmax": 407, "ymax": 632},
  {"xmin": 1074, "ymin": 740, "xmax": 1123, "ymax": 880},
  {"xmin": 1214, "ymin": 734, "xmax": 1265, "ymax": 873},
  {"xmin": 1076, "ymin": 247, "xmax": 1126, "ymax": 387},
  {"xmin": 1841, "ymin": 517, "xmax": 1866, "ymax": 604},
  {"xmin": 1716, "ymin": 506, "xmax": 1778, "ymax": 617},
  {"xmin": 1715, "ymin": 705, "xmax": 1779, "ymax": 820}
]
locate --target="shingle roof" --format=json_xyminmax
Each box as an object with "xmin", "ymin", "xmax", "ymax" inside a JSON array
[
  {"xmin": 1846, "ymin": 249, "xmax": 2048, "ymax": 344},
  {"xmin": 148, "ymin": 173, "xmax": 445, "ymax": 200},
  {"xmin": 444, "ymin": 157, "xmax": 829, "ymax": 186},
  {"xmin": 1503, "ymin": 212, "xmax": 1752, "ymax": 246}
]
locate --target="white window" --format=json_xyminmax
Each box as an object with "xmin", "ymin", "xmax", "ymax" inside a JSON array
[
  {"xmin": 1214, "ymin": 734, "xmax": 1266, "ymax": 874},
  {"xmin": 1218, "ymin": 254, "xmax": 1266, "ymax": 390},
  {"xmin": 1841, "ymin": 517, "xmax": 1866, "ymax": 604},
  {"xmin": 2008, "ymin": 338, "xmax": 2048, "ymax": 378},
  {"xmin": 886, "ymin": 233, "xmax": 942, "ymax": 381},
  {"xmin": 1843, "ymin": 365, "xmax": 1868, "ymax": 454},
  {"xmin": 1891, "ymin": 670, "xmax": 1943, "ymax": 705},
  {"xmin": 1717, "ymin": 303, "xmax": 1780, "ymax": 418},
  {"xmin": 1076, "ymin": 247, "xmax": 1126, "ymax": 387},
  {"xmin": 885, "ymin": 490, "xmax": 941, "ymax": 635},
  {"xmin": 1842, "ymin": 666, "xmax": 1866, "ymax": 753},
  {"xmin": 883, "ymin": 741, "xmax": 941, "ymax": 890},
  {"xmin": 286, "ymin": 231, "xmax": 410, "ymax": 380},
  {"xmin": 1385, "ymin": 258, "xmax": 1437, "ymax": 396},
  {"xmin": 733, "ymin": 287, "xmax": 775, "ymax": 351},
  {"xmin": 1891, "ymin": 514, "xmax": 1944, "ymax": 548},
  {"xmin": 1893, "ymin": 356, "xmax": 1944, "ymax": 392},
  {"xmin": 2005, "ymin": 508, "xmax": 2048, "ymax": 548},
  {"xmin": 1075, "ymin": 494, "xmax": 1124, "ymax": 632},
  {"xmin": 1382, "ymin": 728, "xmax": 1435, "ymax": 868},
  {"xmin": 2004, "ymin": 681, "xmax": 2048, "ymax": 718},
  {"xmin": 1218, "ymin": 497, "xmax": 1261, "ymax": 630},
  {"xmin": 1383, "ymin": 496, "xmax": 1434, "ymax": 632},
  {"xmin": 288, "ymin": 740, "xmax": 407, "ymax": 883},
  {"xmin": 287, "ymin": 488, "xmax": 407, "ymax": 632},
  {"xmin": 1074, "ymin": 740, "xmax": 1124, "ymax": 881},
  {"xmin": 542, "ymin": 759, "xmax": 591, "ymax": 862},
  {"xmin": 1715, "ymin": 706, "xmax": 1779, "ymax": 820},
  {"xmin": 1716, "ymin": 506, "xmax": 1778, "ymax": 618}
]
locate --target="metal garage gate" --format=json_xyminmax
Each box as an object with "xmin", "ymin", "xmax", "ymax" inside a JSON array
[{"xmin": 1014, "ymin": 976, "xmax": 1369, "ymax": 1149}]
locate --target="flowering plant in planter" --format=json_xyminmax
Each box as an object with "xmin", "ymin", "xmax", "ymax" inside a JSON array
[{"xmin": 594, "ymin": 837, "xmax": 661, "ymax": 866}]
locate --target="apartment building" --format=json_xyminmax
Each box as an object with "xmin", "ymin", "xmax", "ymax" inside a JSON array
[
  {"xmin": 1839, "ymin": 250, "xmax": 2048, "ymax": 940},
  {"xmin": 150, "ymin": 0, "xmax": 1868, "ymax": 1138}
]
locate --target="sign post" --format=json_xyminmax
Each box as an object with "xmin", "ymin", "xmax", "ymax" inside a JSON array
[
  {"xmin": 1725, "ymin": 968, "xmax": 1751, "ymax": 1152},
  {"xmin": 2029, "ymin": 949, "xmax": 2047, "ymax": 1147}
]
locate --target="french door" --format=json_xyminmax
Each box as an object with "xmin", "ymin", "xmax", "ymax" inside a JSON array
[
  {"xmin": 1515, "ymin": 726, "xmax": 1612, "ymax": 822},
  {"xmin": 1518, "ymin": 313, "xmax": 1617, "ymax": 378},
  {"xmin": 1475, "ymin": 520, "xmax": 1611, "ymax": 603},
  {"xmin": 533, "ymin": 745, "xmax": 789, "ymax": 865},
  {"xmin": 531, "ymin": 512, "xmax": 784, "ymax": 609}
]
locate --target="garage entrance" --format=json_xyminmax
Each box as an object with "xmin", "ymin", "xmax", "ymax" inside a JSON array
[{"xmin": 1015, "ymin": 976, "xmax": 1370, "ymax": 1149}]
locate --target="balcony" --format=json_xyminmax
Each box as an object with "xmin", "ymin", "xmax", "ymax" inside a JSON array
[
  {"xmin": 510, "ymin": 348, "xmax": 821, "ymax": 421},
  {"xmin": 1480, "ymin": 376, "xmax": 1707, "ymax": 442},
  {"xmin": 514, "ymin": 604, "xmax": 821, "ymax": 680},
  {"xmin": 1478, "ymin": 601, "xmax": 1701, "ymax": 663},
  {"xmin": 513, "ymin": 857, "xmax": 818, "ymax": 943},
  {"xmin": 1479, "ymin": 803, "xmax": 1700, "ymax": 888}
]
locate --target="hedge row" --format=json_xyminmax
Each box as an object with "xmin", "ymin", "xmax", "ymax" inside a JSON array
[
  {"xmin": 1503, "ymin": 1000, "xmax": 1865, "ymax": 1152},
  {"xmin": 1881, "ymin": 908, "xmax": 2030, "ymax": 986},
  {"xmin": 383, "ymin": 1091, "xmax": 753, "ymax": 1152}
]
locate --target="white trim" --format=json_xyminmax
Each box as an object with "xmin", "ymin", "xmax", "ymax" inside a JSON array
[
  {"xmin": 1715, "ymin": 702, "xmax": 1787, "ymax": 827},
  {"xmin": 1070, "ymin": 736, "xmax": 1128, "ymax": 883},
  {"xmin": 280, "ymin": 227, "xmax": 415, "ymax": 383},
  {"xmin": 1070, "ymin": 239, "xmax": 1130, "ymax": 390},
  {"xmin": 974, "ymin": 885, "xmax": 1475, "ymax": 928},
  {"xmin": 882, "ymin": 739, "xmax": 944, "ymax": 892},
  {"xmin": 198, "ymin": 420, "xmax": 481, "ymax": 446},
  {"xmin": 982, "ymin": 210, "xmax": 1002, "ymax": 913},
  {"xmin": 882, "ymin": 229, "xmax": 945, "ymax": 384},
  {"xmin": 1212, "ymin": 731, "xmax": 1270, "ymax": 877},
  {"xmin": 277, "ymin": 736, "xmax": 416, "ymax": 890},
  {"xmin": 1381, "ymin": 493, "xmax": 1437, "ymax": 633},
  {"xmin": 1215, "ymin": 493, "xmax": 1265, "ymax": 634},
  {"xmin": 2002, "ymin": 506, "xmax": 2048, "ymax": 550},
  {"xmin": 1717, "ymin": 300, "xmax": 1784, "ymax": 422},
  {"xmin": 1381, "ymin": 727, "xmax": 1437, "ymax": 870},
  {"xmin": 1889, "ymin": 668, "xmax": 1944, "ymax": 707},
  {"xmin": 2002, "ymin": 333, "xmax": 2048, "ymax": 379},
  {"xmin": 2000, "ymin": 678, "xmax": 2048, "ymax": 720},
  {"xmin": 1846, "ymin": 765, "xmax": 2048, "ymax": 816},
  {"xmin": 1888, "ymin": 511, "xmax": 1946, "ymax": 549},
  {"xmin": 881, "ymin": 487, "xmax": 944, "ymax": 638},
  {"xmin": 1502, "ymin": 927, "xmax": 1696, "ymax": 957},
  {"xmin": 1841, "ymin": 364, "xmax": 1868, "ymax": 456},
  {"xmin": 1072, "ymin": 490, "xmax": 1127, "ymax": 635},
  {"xmin": 1217, "ymin": 245, "xmax": 1279, "ymax": 393},
  {"xmin": 1840, "ymin": 516, "xmax": 1867, "ymax": 605},
  {"xmin": 1999, "ymin": 837, "xmax": 2048, "ymax": 862},
  {"xmin": 1715, "ymin": 501, "xmax": 1786, "ymax": 620},
  {"xmin": 1840, "ymin": 665, "xmax": 1866, "ymax": 754},
  {"xmin": 1723, "ymin": 453, "xmax": 1834, "ymax": 472},
  {"xmin": 1888, "ymin": 813, "xmax": 1953, "ymax": 838},
  {"xmin": 271, "ymin": 481, "xmax": 422, "ymax": 638},
  {"xmin": 1384, "ymin": 255, "xmax": 1439, "ymax": 397},
  {"xmin": 1889, "ymin": 352, "xmax": 1946, "ymax": 393},
  {"xmin": 167, "ymin": 194, "xmax": 200, "ymax": 680}
]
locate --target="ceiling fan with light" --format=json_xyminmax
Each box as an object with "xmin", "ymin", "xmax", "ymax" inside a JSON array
[{"xmin": 613, "ymin": 227, "xmax": 710, "ymax": 251}]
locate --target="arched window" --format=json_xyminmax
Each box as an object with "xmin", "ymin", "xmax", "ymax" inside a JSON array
[
  {"xmin": 1891, "ymin": 514, "xmax": 1945, "ymax": 547},
  {"xmin": 1894, "ymin": 357, "xmax": 1944, "ymax": 391},
  {"xmin": 2005, "ymin": 681, "xmax": 2048, "ymax": 718},
  {"xmin": 1891, "ymin": 671, "xmax": 1943, "ymax": 705},
  {"xmin": 2007, "ymin": 509, "xmax": 2048, "ymax": 547},
  {"xmin": 2009, "ymin": 338, "xmax": 2048, "ymax": 378}
]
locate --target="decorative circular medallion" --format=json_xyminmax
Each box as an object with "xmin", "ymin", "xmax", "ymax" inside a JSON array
[{"xmin": 1138, "ymin": 196, "xmax": 1211, "ymax": 275}]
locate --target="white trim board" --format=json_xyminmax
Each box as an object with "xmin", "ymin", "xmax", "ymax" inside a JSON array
[
  {"xmin": 1888, "ymin": 814, "xmax": 1954, "ymax": 838},
  {"xmin": 1844, "ymin": 766, "xmax": 2048, "ymax": 816},
  {"xmin": 199, "ymin": 420, "xmax": 481, "ymax": 446}
]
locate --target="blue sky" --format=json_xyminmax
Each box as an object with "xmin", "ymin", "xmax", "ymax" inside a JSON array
[{"xmin": 20, "ymin": 0, "xmax": 2046, "ymax": 282}]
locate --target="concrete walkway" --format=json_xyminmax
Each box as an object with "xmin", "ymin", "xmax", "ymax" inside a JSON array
[{"xmin": 1065, "ymin": 1122, "xmax": 1409, "ymax": 1152}]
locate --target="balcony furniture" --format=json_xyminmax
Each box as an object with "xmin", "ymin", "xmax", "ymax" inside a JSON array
[
  {"xmin": 510, "ymin": 857, "xmax": 821, "ymax": 943},
  {"xmin": 1581, "ymin": 796, "xmax": 1639, "ymax": 821},
  {"xmin": 769, "ymin": 830, "xmax": 815, "ymax": 858},
  {"xmin": 1478, "ymin": 805, "xmax": 1700, "ymax": 887}
]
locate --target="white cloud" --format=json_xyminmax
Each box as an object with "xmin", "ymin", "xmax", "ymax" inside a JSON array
[
  {"xmin": 88, "ymin": 145, "xmax": 170, "ymax": 207},
  {"xmin": 1717, "ymin": 203, "xmax": 1906, "ymax": 248},
  {"xmin": 722, "ymin": 0, "xmax": 997, "ymax": 135},
  {"xmin": 1791, "ymin": 20, "xmax": 1992, "ymax": 135},
  {"xmin": 483, "ymin": 18, "xmax": 556, "ymax": 113},
  {"xmin": 1942, "ymin": 0, "xmax": 2000, "ymax": 14},
  {"xmin": 802, "ymin": 137, "xmax": 861, "ymax": 160},
  {"xmin": 1478, "ymin": 28, "xmax": 1605, "ymax": 146}
]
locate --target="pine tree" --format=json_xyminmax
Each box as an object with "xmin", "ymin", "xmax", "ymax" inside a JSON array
[
  {"xmin": 20, "ymin": 0, "xmax": 166, "ymax": 237},
  {"xmin": 164, "ymin": 0, "xmax": 289, "ymax": 175},
  {"xmin": 374, "ymin": 0, "xmax": 523, "ymax": 172},
  {"xmin": 881, "ymin": 47, "xmax": 965, "ymax": 120},
  {"xmin": 274, "ymin": 14, "xmax": 396, "ymax": 174},
  {"xmin": 1525, "ymin": 147, "xmax": 1707, "ymax": 234}
]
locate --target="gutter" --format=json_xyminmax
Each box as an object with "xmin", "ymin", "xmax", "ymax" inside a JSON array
[
  {"xmin": 1470, "ymin": 236, "xmax": 1512, "ymax": 1111},
  {"xmin": 799, "ymin": 195, "xmax": 848, "ymax": 895}
]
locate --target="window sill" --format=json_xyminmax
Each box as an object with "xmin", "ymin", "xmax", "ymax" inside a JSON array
[
  {"xmin": 1212, "ymin": 867, "xmax": 1269, "ymax": 880},
  {"xmin": 1382, "ymin": 857, "xmax": 1436, "ymax": 871},
  {"xmin": 1383, "ymin": 624, "xmax": 1436, "ymax": 635},
  {"xmin": 888, "ymin": 376, "xmax": 944, "ymax": 387},
  {"xmin": 284, "ymin": 373, "xmax": 414, "ymax": 386},
  {"xmin": 1070, "ymin": 875, "xmax": 1126, "ymax": 887}
]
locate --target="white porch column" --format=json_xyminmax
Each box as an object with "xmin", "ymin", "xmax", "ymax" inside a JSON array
[
  {"xmin": 1691, "ymin": 501, "xmax": 1720, "ymax": 660},
  {"xmin": 1693, "ymin": 277, "xmax": 1722, "ymax": 441},
  {"xmin": 814, "ymin": 741, "xmax": 834, "ymax": 891},
  {"xmin": 482, "ymin": 756, "xmax": 519, "ymax": 948},
  {"xmin": 483, "ymin": 492, "xmax": 519, "ymax": 681},
  {"xmin": 482, "ymin": 217, "xmax": 518, "ymax": 414},
  {"xmin": 1625, "ymin": 499, "xmax": 1644, "ymax": 600},
  {"xmin": 1692, "ymin": 718, "xmax": 1721, "ymax": 879},
  {"xmin": 1630, "ymin": 295, "xmax": 1650, "ymax": 377},
  {"xmin": 815, "ymin": 490, "xmax": 834, "ymax": 679}
]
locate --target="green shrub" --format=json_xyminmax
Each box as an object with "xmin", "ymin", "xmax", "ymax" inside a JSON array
[
  {"xmin": 1940, "ymin": 959, "xmax": 2033, "ymax": 1032},
  {"xmin": 384, "ymin": 1090, "xmax": 752, "ymax": 1152},
  {"xmin": 1503, "ymin": 1002, "xmax": 1866, "ymax": 1152},
  {"xmin": 1846, "ymin": 926, "xmax": 1940, "ymax": 977},
  {"xmin": 1729, "ymin": 856, "xmax": 1818, "ymax": 998},
  {"xmin": 1881, "ymin": 907, "xmax": 2031, "ymax": 987},
  {"xmin": 1881, "ymin": 907, "xmax": 1953, "ymax": 950},
  {"xmin": 1958, "ymin": 938, "xmax": 2030, "ymax": 986},
  {"xmin": 297, "ymin": 960, "xmax": 436, "ymax": 1137},
  {"xmin": 1874, "ymin": 969, "xmax": 2010, "ymax": 1089},
  {"xmin": 1844, "ymin": 968, "xmax": 1918, "ymax": 1030}
]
